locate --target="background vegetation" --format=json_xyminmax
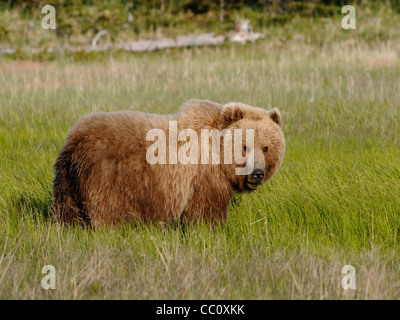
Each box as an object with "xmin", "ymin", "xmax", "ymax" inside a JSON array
[
  {"xmin": 1, "ymin": 1, "xmax": 400, "ymax": 51},
  {"xmin": 0, "ymin": 0, "xmax": 399, "ymax": 299}
]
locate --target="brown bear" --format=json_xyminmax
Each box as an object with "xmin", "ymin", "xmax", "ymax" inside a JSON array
[{"xmin": 53, "ymin": 99, "xmax": 285, "ymax": 226}]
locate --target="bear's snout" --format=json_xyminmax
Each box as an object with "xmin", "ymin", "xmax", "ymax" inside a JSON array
[
  {"xmin": 245, "ymin": 168, "xmax": 266, "ymax": 190},
  {"xmin": 251, "ymin": 169, "xmax": 264, "ymax": 182}
]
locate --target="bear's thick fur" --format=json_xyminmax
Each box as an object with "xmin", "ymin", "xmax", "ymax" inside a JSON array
[{"xmin": 53, "ymin": 100, "xmax": 285, "ymax": 226}]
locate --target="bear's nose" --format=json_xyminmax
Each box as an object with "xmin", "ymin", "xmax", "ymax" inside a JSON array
[{"xmin": 251, "ymin": 169, "xmax": 265, "ymax": 182}]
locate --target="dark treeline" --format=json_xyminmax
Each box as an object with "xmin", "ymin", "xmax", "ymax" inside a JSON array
[
  {"xmin": 0, "ymin": 0, "xmax": 399, "ymax": 44},
  {"xmin": 1, "ymin": 0, "xmax": 391, "ymax": 16}
]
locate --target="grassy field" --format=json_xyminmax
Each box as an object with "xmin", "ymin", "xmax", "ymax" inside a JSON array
[{"xmin": 1, "ymin": 11, "xmax": 400, "ymax": 298}]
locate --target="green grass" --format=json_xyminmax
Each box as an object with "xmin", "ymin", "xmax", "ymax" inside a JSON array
[{"xmin": 1, "ymin": 22, "xmax": 400, "ymax": 298}]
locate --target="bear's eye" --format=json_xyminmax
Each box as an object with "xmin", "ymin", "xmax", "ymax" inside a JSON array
[
  {"xmin": 244, "ymin": 145, "xmax": 250, "ymax": 152},
  {"xmin": 263, "ymin": 146, "xmax": 269, "ymax": 153}
]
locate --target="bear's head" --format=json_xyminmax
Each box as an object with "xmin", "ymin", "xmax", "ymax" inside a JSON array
[{"xmin": 218, "ymin": 103, "xmax": 285, "ymax": 192}]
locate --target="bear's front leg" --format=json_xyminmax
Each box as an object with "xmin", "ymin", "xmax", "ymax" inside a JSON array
[
  {"xmin": 180, "ymin": 184, "xmax": 232, "ymax": 225},
  {"xmin": 180, "ymin": 206, "xmax": 229, "ymax": 225}
]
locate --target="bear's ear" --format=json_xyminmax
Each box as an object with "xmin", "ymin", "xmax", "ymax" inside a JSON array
[
  {"xmin": 219, "ymin": 105, "xmax": 244, "ymax": 128},
  {"xmin": 268, "ymin": 108, "xmax": 282, "ymax": 126}
]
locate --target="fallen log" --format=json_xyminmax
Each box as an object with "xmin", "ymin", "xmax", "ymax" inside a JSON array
[
  {"xmin": 0, "ymin": 25, "xmax": 264, "ymax": 55},
  {"xmin": 115, "ymin": 33, "xmax": 226, "ymax": 52}
]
